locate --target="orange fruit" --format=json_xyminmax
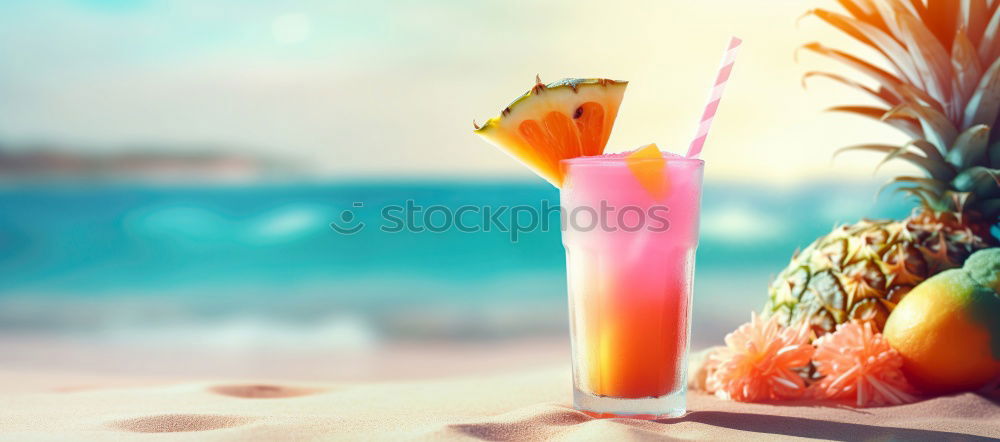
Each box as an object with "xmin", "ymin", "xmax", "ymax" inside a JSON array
[
  {"xmin": 474, "ymin": 77, "xmax": 627, "ymax": 187},
  {"xmin": 883, "ymin": 249, "xmax": 1000, "ymax": 394},
  {"xmin": 625, "ymin": 143, "xmax": 668, "ymax": 199}
]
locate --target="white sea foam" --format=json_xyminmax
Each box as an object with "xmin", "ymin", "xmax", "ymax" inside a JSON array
[
  {"xmin": 248, "ymin": 204, "xmax": 329, "ymax": 242},
  {"xmin": 700, "ymin": 204, "xmax": 783, "ymax": 242},
  {"xmin": 97, "ymin": 315, "xmax": 380, "ymax": 351}
]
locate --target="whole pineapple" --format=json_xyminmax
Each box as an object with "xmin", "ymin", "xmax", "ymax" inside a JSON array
[{"xmin": 764, "ymin": 0, "xmax": 1000, "ymax": 337}]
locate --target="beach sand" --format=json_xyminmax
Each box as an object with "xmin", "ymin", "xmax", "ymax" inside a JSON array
[{"xmin": 2, "ymin": 364, "xmax": 999, "ymax": 441}]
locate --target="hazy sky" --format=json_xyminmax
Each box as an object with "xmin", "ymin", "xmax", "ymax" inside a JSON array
[{"xmin": 0, "ymin": 0, "xmax": 916, "ymax": 184}]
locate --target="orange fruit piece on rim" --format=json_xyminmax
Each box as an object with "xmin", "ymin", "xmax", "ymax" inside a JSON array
[
  {"xmin": 626, "ymin": 143, "xmax": 668, "ymax": 199},
  {"xmin": 473, "ymin": 77, "xmax": 627, "ymax": 187}
]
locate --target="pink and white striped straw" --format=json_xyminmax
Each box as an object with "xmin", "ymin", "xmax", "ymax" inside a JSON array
[{"xmin": 686, "ymin": 37, "xmax": 742, "ymax": 158}]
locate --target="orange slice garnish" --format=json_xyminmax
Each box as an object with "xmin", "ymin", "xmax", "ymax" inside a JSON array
[
  {"xmin": 626, "ymin": 143, "xmax": 668, "ymax": 199},
  {"xmin": 474, "ymin": 77, "xmax": 627, "ymax": 187}
]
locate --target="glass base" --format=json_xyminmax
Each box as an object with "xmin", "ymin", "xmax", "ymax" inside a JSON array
[{"xmin": 573, "ymin": 387, "xmax": 687, "ymax": 419}]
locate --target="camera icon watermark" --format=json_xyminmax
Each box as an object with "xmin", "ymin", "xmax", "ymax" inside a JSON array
[{"xmin": 329, "ymin": 202, "xmax": 366, "ymax": 234}]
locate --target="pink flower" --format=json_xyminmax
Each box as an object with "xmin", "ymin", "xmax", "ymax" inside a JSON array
[
  {"xmin": 707, "ymin": 313, "xmax": 814, "ymax": 402},
  {"xmin": 812, "ymin": 321, "xmax": 918, "ymax": 407}
]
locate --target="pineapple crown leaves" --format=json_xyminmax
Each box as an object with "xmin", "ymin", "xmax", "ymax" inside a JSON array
[{"xmin": 803, "ymin": 0, "xmax": 1000, "ymax": 226}]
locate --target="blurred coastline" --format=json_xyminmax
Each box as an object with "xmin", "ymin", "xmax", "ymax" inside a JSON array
[{"xmin": 0, "ymin": 144, "xmax": 299, "ymax": 184}]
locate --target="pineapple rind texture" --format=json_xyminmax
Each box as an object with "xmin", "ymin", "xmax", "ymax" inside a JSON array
[{"xmin": 764, "ymin": 214, "xmax": 992, "ymax": 336}]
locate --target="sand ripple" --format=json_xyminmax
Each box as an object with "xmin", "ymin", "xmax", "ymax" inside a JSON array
[
  {"xmin": 208, "ymin": 384, "xmax": 324, "ymax": 399},
  {"xmin": 109, "ymin": 414, "xmax": 255, "ymax": 433}
]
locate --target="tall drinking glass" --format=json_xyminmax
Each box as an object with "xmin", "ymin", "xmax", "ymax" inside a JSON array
[{"xmin": 560, "ymin": 154, "xmax": 704, "ymax": 418}]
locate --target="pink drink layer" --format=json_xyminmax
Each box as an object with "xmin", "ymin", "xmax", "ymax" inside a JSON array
[{"xmin": 561, "ymin": 152, "xmax": 703, "ymax": 399}]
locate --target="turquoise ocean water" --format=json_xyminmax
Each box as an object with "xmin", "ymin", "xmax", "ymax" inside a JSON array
[{"xmin": 0, "ymin": 180, "xmax": 911, "ymax": 349}]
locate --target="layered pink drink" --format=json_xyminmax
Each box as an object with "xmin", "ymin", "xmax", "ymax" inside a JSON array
[
  {"xmin": 471, "ymin": 69, "xmax": 735, "ymax": 417},
  {"xmin": 560, "ymin": 147, "xmax": 704, "ymax": 417}
]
